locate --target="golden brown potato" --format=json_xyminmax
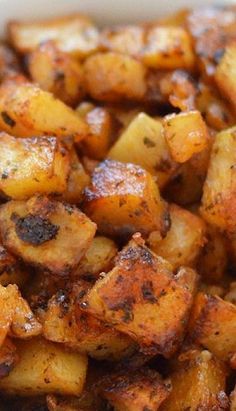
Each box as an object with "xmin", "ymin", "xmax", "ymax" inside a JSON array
[
  {"xmin": 0, "ymin": 133, "xmax": 70, "ymax": 200},
  {"xmin": 8, "ymin": 14, "xmax": 99, "ymax": 58},
  {"xmin": 27, "ymin": 41, "xmax": 85, "ymax": 106},
  {"xmin": 0, "ymin": 337, "xmax": 87, "ymax": 396},
  {"xmin": 99, "ymin": 25, "xmax": 145, "ymax": 56},
  {"xmin": 0, "ymin": 243, "xmax": 29, "ymax": 287},
  {"xmin": 99, "ymin": 369, "xmax": 171, "ymax": 411},
  {"xmin": 161, "ymin": 349, "xmax": 229, "ymax": 410},
  {"xmin": 81, "ymin": 234, "xmax": 198, "ymax": 356},
  {"xmin": 201, "ymin": 126, "xmax": 236, "ymax": 233},
  {"xmin": 47, "ymin": 394, "xmax": 95, "ymax": 411},
  {"xmin": 163, "ymin": 111, "xmax": 209, "ymax": 163},
  {"xmin": 0, "ymin": 77, "xmax": 89, "ymax": 141},
  {"xmin": 225, "ymin": 282, "xmax": 236, "ymax": 305},
  {"xmin": 141, "ymin": 26, "xmax": 195, "ymax": 70},
  {"xmin": 148, "ymin": 204, "xmax": 206, "ymax": 270},
  {"xmin": 83, "ymin": 52, "xmax": 147, "ymax": 102},
  {"xmin": 0, "ymin": 338, "xmax": 18, "ymax": 380},
  {"xmin": 215, "ymin": 43, "xmax": 236, "ymax": 113},
  {"xmin": 189, "ymin": 292, "xmax": 236, "ymax": 363},
  {"xmin": 108, "ymin": 113, "xmax": 176, "ymax": 189},
  {"xmin": 0, "ymin": 196, "xmax": 96, "ymax": 275},
  {"xmin": 0, "ymin": 43, "xmax": 21, "ymax": 80},
  {"xmin": 83, "ymin": 159, "xmax": 169, "ymax": 238}
]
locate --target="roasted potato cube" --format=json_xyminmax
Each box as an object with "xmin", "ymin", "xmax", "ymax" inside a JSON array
[
  {"xmin": 83, "ymin": 52, "xmax": 147, "ymax": 102},
  {"xmin": 0, "ymin": 78, "xmax": 89, "ymax": 141},
  {"xmin": 0, "ymin": 338, "xmax": 18, "ymax": 379},
  {"xmin": 0, "ymin": 43, "xmax": 21, "ymax": 80},
  {"xmin": 27, "ymin": 41, "xmax": 85, "ymax": 106},
  {"xmin": 83, "ymin": 159, "xmax": 169, "ymax": 238},
  {"xmin": 163, "ymin": 111, "xmax": 209, "ymax": 163},
  {"xmin": 215, "ymin": 43, "xmax": 236, "ymax": 113},
  {"xmin": 8, "ymin": 14, "xmax": 99, "ymax": 58},
  {"xmin": 201, "ymin": 126, "xmax": 236, "ymax": 233},
  {"xmin": 230, "ymin": 385, "xmax": 236, "ymax": 411},
  {"xmin": 0, "ymin": 133, "xmax": 70, "ymax": 200},
  {"xmin": 0, "ymin": 337, "xmax": 87, "ymax": 396},
  {"xmin": 99, "ymin": 25, "xmax": 145, "ymax": 56},
  {"xmin": 99, "ymin": 369, "xmax": 171, "ymax": 411},
  {"xmin": 141, "ymin": 26, "xmax": 195, "ymax": 70},
  {"xmin": 0, "ymin": 242, "xmax": 29, "ymax": 287},
  {"xmin": 161, "ymin": 350, "xmax": 229, "ymax": 410},
  {"xmin": 108, "ymin": 113, "xmax": 176, "ymax": 189},
  {"xmin": 148, "ymin": 204, "xmax": 206, "ymax": 270},
  {"xmin": 0, "ymin": 196, "xmax": 96, "ymax": 275},
  {"xmin": 81, "ymin": 234, "xmax": 198, "ymax": 356},
  {"xmin": 189, "ymin": 292, "xmax": 236, "ymax": 362},
  {"xmin": 43, "ymin": 283, "xmax": 135, "ymax": 361}
]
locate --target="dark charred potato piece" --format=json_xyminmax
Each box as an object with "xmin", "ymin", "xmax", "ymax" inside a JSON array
[
  {"xmin": 99, "ymin": 369, "xmax": 171, "ymax": 411},
  {"xmin": 0, "ymin": 133, "xmax": 70, "ymax": 200},
  {"xmin": 81, "ymin": 234, "xmax": 198, "ymax": 356},
  {"xmin": 99, "ymin": 25, "xmax": 145, "ymax": 56},
  {"xmin": 83, "ymin": 159, "xmax": 169, "ymax": 238},
  {"xmin": 215, "ymin": 43, "xmax": 236, "ymax": 114},
  {"xmin": 0, "ymin": 196, "xmax": 96, "ymax": 275},
  {"xmin": 161, "ymin": 349, "xmax": 229, "ymax": 410},
  {"xmin": 188, "ymin": 292, "xmax": 236, "ymax": 362}
]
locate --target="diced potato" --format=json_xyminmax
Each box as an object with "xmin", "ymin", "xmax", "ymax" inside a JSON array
[
  {"xmin": 83, "ymin": 159, "xmax": 169, "ymax": 238},
  {"xmin": 0, "ymin": 337, "xmax": 87, "ymax": 396},
  {"xmin": 99, "ymin": 25, "xmax": 144, "ymax": 56},
  {"xmin": 47, "ymin": 394, "xmax": 96, "ymax": 411},
  {"xmin": 225, "ymin": 282, "xmax": 236, "ymax": 305},
  {"xmin": 8, "ymin": 14, "xmax": 99, "ymax": 58},
  {"xmin": 0, "ymin": 196, "xmax": 96, "ymax": 275},
  {"xmin": 0, "ymin": 77, "xmax": 89, "ymax": 141},
  {"xmin": 43, "ymin": 283, "xmax": 135, "ymax": 361},
  {"xmin": 215, "ymin": 43, "xmax": 236, "ymax": 113},
  {"xmin": 108, "ymin": 113, "xmax": 176, "ymax": 189},
  {"xmin": 148, "ymin": 204, "xmax": 206, "ymax": 270},
  {"xmin": 201, "ymin": 126, "xmax": 236, "ymax": 233},
  {"xmin": 0, "ymin": 133, "xmax": 70, "ymax": 200},
  {"xmin": 83, "ymin": 52, "xmax": 147, "ymax": 102},
  {"xmin": 0, "ymin": 243, "xmax": 29, "ymax": 287},
  {"xmin": 141, "ymin": 26, "xmax": 195, "ymax": 70},
  {"xmin": 27, "ymin": 41, "xmax": 85, "ymax": 106},
  {"xmin": 161, "ymin": 350, "xmax": 229, "ymax": 410},
  {"xmin": 0, "ymin": 338, "xmax": 18, "ymax": 379},
  {"xmin": 0, "ymin": 43, "xmax": 21, "ymax": 80},
  {"xmin": 163, "ymin": 111, "xmax": 209, "ymax": 163},
  {"xmin": 99, "ymin": 369, "xmax": 171, "ymax": 411},
  {"xmin": 74, "ymin": 236, "xmax": 118, "ymax": 280},
  {"xmin": 81, "ymin": 234, "xmax": 198, "ymax": 356},
  {"xmin": 189, "ymin": 292, "xmax": 236, "ymax": 362}
]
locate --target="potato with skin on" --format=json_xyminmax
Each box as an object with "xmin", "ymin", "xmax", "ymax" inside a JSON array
[
  {"xmin": 163, "ymin": 111, "xmax": 209, "ymax": 163},
  {"xmin": 160, "ymin": 349, "xmax": 229, "ymax": 411},
  {"xmin": 148, "ymin": 204, "xmax": 206, "ymax": 270},
  {"xmin": 0, "ymin": 133, "xmax": 70, "ymax": 200},
  {"xmin": 83, "ymin": 52, "xmax": 147, "ymax": 102},
  {"xmin": 99, "ymin": 25, "xmax": 145, "ymax": 56},
  {"xmin": 81, "ymin": 234, "xmax": 198, "ymax": 357},
  {"xmin": 83, "ymin": 159, "xmax": 169, "ymax": 239},
  {"xmin": 0, "ymin": 196, "xmax": 96, "ymax": 276},
  {"xmin": 0, "ymin": 338, "xmax": 18, "ymax": 379},
  {"xmin": 0, "ymin": 77, "xmax": 89, "ymax": 141},
  {"xmin": 215, "ymin": 43, "xmax": 236, "ymax": 114},
  {"xmin": 0, "ymin": 337, "xmax": 87, "ymax": 396},
  {"xmin": 201, "ymin": 126, "xmax": 236, "ymax": 234},
  {"xmin": 108, "ymin": 113, "xmax": 176, "ymax": 189},
  {"xmin": 8, "ymin": 14, "xmax": 99, "ymax": 59},
  {"xmin": 27, "ymin": 41, "xmax": 85, "ymax": 106},
  {"xmin": 188, "ymin": 292, "xmax": 236, "ymax": 363},
  {"xmin": 99, "ymin": 369, "xmax": 171, "ymax": 411}
]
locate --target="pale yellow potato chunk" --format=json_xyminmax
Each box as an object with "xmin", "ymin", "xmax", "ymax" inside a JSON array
[{"xmin": 215, "ymin": 43, "xmax": 236, "ymax": 113}]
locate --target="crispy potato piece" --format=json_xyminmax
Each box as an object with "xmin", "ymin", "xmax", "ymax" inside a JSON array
[
  {"xmin": 0, "ymin": 243, "xmax": 29, "ymax": 287},
  {"xmin": 108, "ymin": 113, "xmax": 176, "ymax": 189},
  {"xmin": 163, "ymin": 111, "xmax": 209, "ymax": 163},
  {"xmin": 215, "ymin": 43, "xmax": 236, "ymax": 113},
  {"xmin": 0, "ymin": 77, "xmax": 89, "ymax": 141},
  {"xmin": 225, "ymin": 282, "xmax": 236, "ymax": 305},
  {"xmin": 81, "ymin": 234, "xmax": 198, "ymax": 356},
  {"xmin": 201, "ymin": 126, "xmax": 236, "ymax": 233},
  {"xmin": 47, "ymin": 395, "xmax": 95, "ymax": 411},
  {"xmin": 189, "ymin": 292, "xmax": 236, "ymax": 362},
  {"xmin": 74, "ymin": 236, "xmax": 118, "ymax": 281},
  {"xmin": 230, "ymin": 385, "xmax": 236, "ymax": 411},
  {"xmin": 99, "ymin": 369, "xmax": 171, "ymax": 411},
  {"xmin": 83, "ymin": 159, "xmax": 169, "ymax": 238},
  {"xmin": 0, "ymin": 338, "xmax": 18, "ymax": 379},
  {"xmin": 0, "ymin": 133, "xmax": 70, "ymax": 200},
  {"xmin": 43, "ymin": 283, "xmax": 135, "ymax": 361},
  {"xmin": 0, "ymin": 196, "xmax": 96, "ymax": 275},
  {"xmin": 141, "ymin": 26, "xmax": 195, "ymax": 70},
  {"xmin": 99, "ymin": 25, "xmax": 145, "ymax": 56},
  {"xmin": 84, "ymin": 52, "xmax": 147, "ymax": 102},
  {"xmin": 8, "ymin": 14, "xmax": 99, "ymax": 58},
  {"xmin": 0, "ymin": 44, "xmax": 21, "ymax": 80},
  {"xmin": 0, "ymin": 337, "xmax": 87, "ymax": 396},
  {"xmin": 148, "ymin": 204, "xmax": 206, "ymax": 270},
  {"xmin": 27, "ymin": 41, "xmax": 85, "ymax": 106},
  {"xmin": 161, "ymin": 350, "xmax": 229, "ymax": 410}
]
